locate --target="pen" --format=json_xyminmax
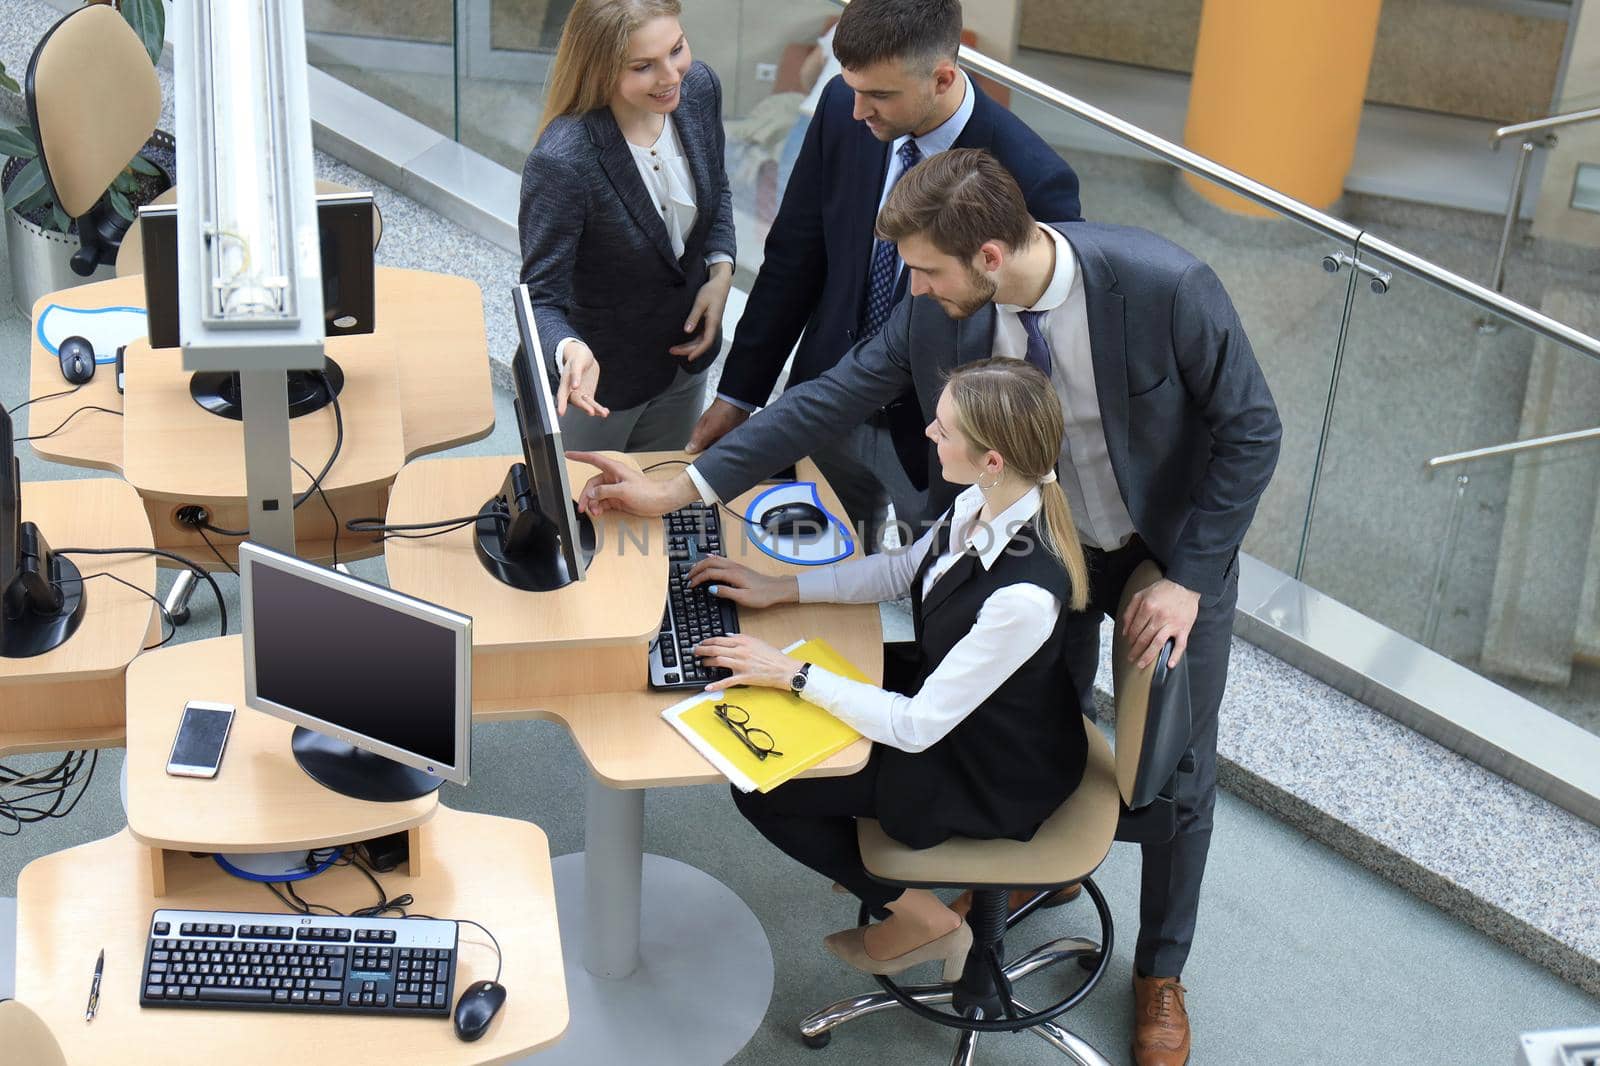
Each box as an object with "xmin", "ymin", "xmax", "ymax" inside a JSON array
[{"xmin": 85, "ymin": 948, "xmax": 103, "ymax": 1022}]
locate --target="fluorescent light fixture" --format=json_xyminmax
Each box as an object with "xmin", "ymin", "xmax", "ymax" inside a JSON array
[{"xmin": 174, "ymin": 0, "xmax": 324, "ymax": 370}]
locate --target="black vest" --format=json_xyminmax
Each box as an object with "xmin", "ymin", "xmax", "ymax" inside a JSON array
[{"xmin": 873, "ymin": 509, "xmax": 1092, "ymax": 850}]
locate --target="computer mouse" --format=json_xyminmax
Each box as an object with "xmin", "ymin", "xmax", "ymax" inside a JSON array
[
  {"xmin": 759, "ymin": 501, "xmax": 829, "ymax": 540},
  {"xmin": 58, "ymin": 335, "xmax": 96, "ymax": 385},
  {"xmin": 452, "ymin": 979, "xmax": 507, "ymax": 1042}
]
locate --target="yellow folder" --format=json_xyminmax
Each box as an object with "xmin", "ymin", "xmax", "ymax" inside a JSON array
[{"xmin": 660, "ymin": 637, "xmax": 871, "ymax": 793}]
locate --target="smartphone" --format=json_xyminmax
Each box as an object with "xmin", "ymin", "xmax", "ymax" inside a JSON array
[
  {"xmin": 114, "ymin": 345, "xmax": 126, "ymax": 394},
  {"xmin": 166, "ymin": 701, "xmax": 236, "ymax": 778},
  {"xmin": 762, "ymin": 464, "xmax": 798, "ymax": 483}
]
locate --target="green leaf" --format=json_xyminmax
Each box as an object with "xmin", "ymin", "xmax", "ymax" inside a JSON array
[
  {"xmin": 108, "ymin": 186, "xmax": 135, "ymax": 222},
  {"xmin": 0, "ymin": 68, "xmax": 18, "ymax": 96},
  {"xmin": 49, "ymin": 202, "xmax": 71, "ymax": 234},
  {"xmin": 3, "ymin": 157, "xmax": 45, "ymax": 211},
  {"xmin": 127, "ymin": 152, "xmax": 160, "ymax": 176},
  {"xmin": 0, "ymin": 127, "xmax": 37, "ymax": 159},
  {"xmin": 13, "ymin": 186, "xmax": 51, "ymax": 217},
  {"xmin": 112, "ymin": 171, "xmax": 137, "ymax": 193},
  {"xmin": 122, "ymin": 0, "xmax": 167, "ymax": 67}
]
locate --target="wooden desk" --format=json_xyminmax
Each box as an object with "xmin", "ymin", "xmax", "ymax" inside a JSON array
[
  {"xmin": 0, "ymin": 478, "xmax": 156, "ymax": 758},
  {"xmin": 14, "ymin": 806, "xmax": 568, "ymax": 1066},
  {"xmin": 384, "ymin": 451, "xmax": 880, "ymax": 1065},
  {"xmin": 384, "ymin": 452, "xmax": 879, "ymax": 786},
  {"xmin": 25, "ymin": 268, "xmax": 495, "ymax": 565},
  {"xmin": 122, "ymin": 637, "xmax": 439, "ymax": 894}
]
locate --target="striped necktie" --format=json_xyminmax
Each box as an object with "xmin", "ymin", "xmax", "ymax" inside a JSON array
[{"xmin": 861, "ymin": 139, "xmax": 925, "ymax": 340}]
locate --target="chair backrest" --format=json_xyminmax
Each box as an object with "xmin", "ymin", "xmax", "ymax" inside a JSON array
[
  {"xmin": 1110, "ymin": 560, "xmax": 1193, "ymax": 811},
  {"xmin": 0, "ymin": 1000, "xmax": 68, "ymax": 1066},
  {"xmin": 26, "ymin": 4, "xmax": 160, "ymax": 218},
  {"xmin": 116, "ymin": 182, "xmax": 386, "ymax": 278}
]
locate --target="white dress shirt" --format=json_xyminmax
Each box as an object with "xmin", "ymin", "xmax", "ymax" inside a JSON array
[
  {"xmin": 992, "ymin": 225, "xmax": 1135, "ymax": 551},
  {"xmin": 792, "ymin": 485, "xmax": 1061, "ymax": 754},
  {"xmin": 555, "ymin": 115, "xmax": 732, "ymax": 374}
]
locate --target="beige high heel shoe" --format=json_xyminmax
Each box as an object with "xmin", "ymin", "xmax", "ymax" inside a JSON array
[{"xmin": 823, "ymin": 921, "xmax": 973, "ymax": 983}]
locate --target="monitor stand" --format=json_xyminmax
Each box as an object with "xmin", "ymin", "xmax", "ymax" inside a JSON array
[
  {"xmin": 0, "ymin": 528, "xmax": 88, "ymax": 659},
  {"xmin": 291, "ymin": 726, "xmax": 445, "ymax": 803},
  {"xmin": 472, "ymin": 466, "xmax": 596, "ymax": 591},
  {"xmin": 190, "ymin": 359, "xmax": 346, "ymax": 421}
]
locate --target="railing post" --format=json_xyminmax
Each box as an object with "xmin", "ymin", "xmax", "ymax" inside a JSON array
[
  {"xmin": 1295, "ymin": 247, "xmax": 1365, "ymax": 581},
  {"xmin": 1422, "ymin": 473, "xmax": 1471, "ymax": 648},
  {"xmin": 1477, "ymin": 139, "xmax": 1538, "ymax": 333}
]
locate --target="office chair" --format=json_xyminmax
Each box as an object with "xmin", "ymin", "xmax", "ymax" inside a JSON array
[
  {"xmin": 115, "ymin": 181, "xmax": 386, "ymax": 280},
  {"xmin": 25, "ymin": 4, "xmax": 161, "ymax": 278},
  {"xmin": 798, "ymin": 560, "xmax": 1193, "ymax": 1065},
  {"xmin": 0, "ymin": 999, "xmax": 69, "ymax": 1066}
]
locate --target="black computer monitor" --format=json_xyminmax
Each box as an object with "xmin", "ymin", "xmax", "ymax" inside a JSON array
[
  {"xmin": 472, "ymin": 284, "xmax": 594, "ymax": 591},
  {"xmin": 239, "ymin": 541, "xmax": 472, "ymax": 803},
  {"xmin": 0, "ymin": 405, "xmax": 87, "ymax": 658},
  {"xmin": 138, "ymin": 192, "xmax": 377, "ymax": 420}
]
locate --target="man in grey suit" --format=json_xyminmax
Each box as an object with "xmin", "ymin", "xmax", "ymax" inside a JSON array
[{"xmin": 573, "ymin": 150, "xmax": 1280, "ymax": 1066}]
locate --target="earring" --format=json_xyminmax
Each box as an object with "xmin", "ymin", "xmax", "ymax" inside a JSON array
[{"xmin": 979, "ymin": 472, "xmax": 1002, "ymax": 492}]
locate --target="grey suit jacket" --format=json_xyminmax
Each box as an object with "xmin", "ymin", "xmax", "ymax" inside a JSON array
[
  {"xmin": 694, "ymin": 222, "xmax": 1282, "ymax": 603},
  {"xmin": 518, "ymin": 61, "xmax": 736, "ymax": 411}
]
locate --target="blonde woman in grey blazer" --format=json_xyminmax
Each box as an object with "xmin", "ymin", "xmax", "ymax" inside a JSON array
[{"xmin": 519, "ymin": 0, "xmax": 736, "ymax": 451}]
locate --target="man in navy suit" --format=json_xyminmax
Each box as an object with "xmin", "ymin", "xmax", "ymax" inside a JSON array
[{"xmin": 685, "ymin": 0, "xmax": 1081, "ymax": 548}]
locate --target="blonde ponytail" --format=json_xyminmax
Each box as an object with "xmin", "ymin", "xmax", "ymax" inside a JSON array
[
  {"xmin": 1037, "ymin": 480, "xmax": 1088, "ymax": 612},
  {"xmin": 945, "ymin": 358, "xmax": 1090, "ymax": 611}
]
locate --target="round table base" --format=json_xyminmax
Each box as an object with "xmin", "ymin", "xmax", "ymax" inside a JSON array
[{"xmin": 526, "ymin": 852, "xmax": 774, "ymax": 1065}]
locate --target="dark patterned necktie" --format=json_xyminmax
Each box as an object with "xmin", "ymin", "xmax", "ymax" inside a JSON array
[
  {"xmin": 1017, "ymin": 309, "xmax": 1053, "ymax": 376},
  {"xmin": 861, "ymin": 139, "xmax": 925, "ymax": 340}
]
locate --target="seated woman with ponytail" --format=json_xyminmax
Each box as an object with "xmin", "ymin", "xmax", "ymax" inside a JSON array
[{"xmin": 686, "ymin": 357, "xmax": 1097, "ymax": 980}]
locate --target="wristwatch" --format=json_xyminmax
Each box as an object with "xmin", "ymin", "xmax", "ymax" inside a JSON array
[{"xmin": 789, "ymin": 662, "xmax": 812, "ymax": 695}]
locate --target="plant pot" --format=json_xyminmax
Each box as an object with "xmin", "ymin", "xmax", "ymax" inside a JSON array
[{"xmin": 3, "ymin": 129, "xmax": 175, "ymax": 315}]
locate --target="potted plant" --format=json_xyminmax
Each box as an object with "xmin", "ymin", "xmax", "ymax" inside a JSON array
[{"xmin": 0, "ymin": 0, "xmax": 173, "ymax": 312}]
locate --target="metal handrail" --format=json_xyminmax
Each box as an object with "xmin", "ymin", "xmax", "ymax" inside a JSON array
[
  {"xmin": 1425, "ymin": 426, "xmax": 1600, "ymax": 470},
  {"xmin": 1493, "ymin": 105, "xmax": 1600, "ymax": 145},
  {"xmin": 822, "ymin": 0, "xmax": 1600, "ymax": 360},
  {"xmin": 1481, "ymin": 106, "xmax": 1600, "ymax": 305}
]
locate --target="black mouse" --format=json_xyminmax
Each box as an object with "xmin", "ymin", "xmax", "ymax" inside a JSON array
[
  {"xmin": 58, "ymin": 335, "xmax": 96, "ymax": 385},
  {"xmin": 453, "ymin": 980, "xmax": 507, "ymax": 1042},
  {"xmin": 759, "ymin": 501, "xmax": 829, "ymax": 540}
]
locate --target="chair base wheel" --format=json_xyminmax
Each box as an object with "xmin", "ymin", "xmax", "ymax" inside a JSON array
[
  {"xmin": 802, "ymin": 1031, "xmax": 832, "ymax": 1049},
  {"xmin": 1077, "ymin": 953, "xmax": 1100, "ymax": 972},
  {"xmin": 169, "ymin": 607, "xmax": 191, "ymax": 626}
]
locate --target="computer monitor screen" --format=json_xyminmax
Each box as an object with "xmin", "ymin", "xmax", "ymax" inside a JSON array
[
  {"xmin": 139, "ymin": 193, "xmax": 375, "ymax": 420},
  {"xmin": 140, "ymin": 193, "xmax": 377, "ymax": 349},
  {"xmin": 0, "ymin": 405, "xmax": 19, "ymax": 600},
  {"xmin": 470, "ymin": 285, "xmax": 593, "ymax": 590},
  {"xmin": 240, "ymin": 542, "xmax": 472, "ymax": 802},
  {"xmin": 0, "ymin": 404, "xmax": 86, "ymax": 659}
]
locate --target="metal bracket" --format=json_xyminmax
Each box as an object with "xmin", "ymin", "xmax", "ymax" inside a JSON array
[{"xmin": 1321, "ymin": 251, "xmax": 1392, "ymax": 294}]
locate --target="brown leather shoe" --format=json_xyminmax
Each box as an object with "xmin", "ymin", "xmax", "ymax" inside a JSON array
[
  {"xmin": 948, "ymin": 883, "xmax": 1082, "ymax": 921},
  {"xmin": 1132, "ymin": 974, "xmax": 1191, "ymax": 1066}
]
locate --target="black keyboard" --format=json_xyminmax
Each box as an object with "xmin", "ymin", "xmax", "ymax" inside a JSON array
[
  {"xmin": 139, "ymin": 908, "xmax": 458, "ymax": 1016},
  {"xmin": 649, "ymin": 504, "xmax": 740, "ymax": 690}
]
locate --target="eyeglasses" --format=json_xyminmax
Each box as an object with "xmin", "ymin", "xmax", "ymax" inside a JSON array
[{"xmin": 714, "ymin": 703, "xmax": 783, "ymax": 761}]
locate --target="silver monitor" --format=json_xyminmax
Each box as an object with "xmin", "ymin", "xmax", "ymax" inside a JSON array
[{"xmin": 240, "ymin": 542, "xmax": 472, "ymax": 802}]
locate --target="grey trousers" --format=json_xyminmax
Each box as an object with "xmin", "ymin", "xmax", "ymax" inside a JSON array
[
  {"xmin": 1069, "ymin": 536, "xmax": 1236, "ymax": 980},
  {"xmin": 809, "ymin": 420, "xmax": 929, "ymax": 553},
  {"xmin": 559, "ymin": 366, "xmax": 708, "ymax": 453}
]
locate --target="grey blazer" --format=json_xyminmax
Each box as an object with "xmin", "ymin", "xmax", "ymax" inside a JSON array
[
  {"xmin": 518, "ymin": 60, "xmax": 736, "ymax": 411},
  {"xmin": 694, "ymin": 222, "xmax": 1282, "ymax": 604}
]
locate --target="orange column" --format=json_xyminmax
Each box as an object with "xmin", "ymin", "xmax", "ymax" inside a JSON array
[{"xmin": 1183, "ymin": 0, "xmax": 1384, "ymax": 216}]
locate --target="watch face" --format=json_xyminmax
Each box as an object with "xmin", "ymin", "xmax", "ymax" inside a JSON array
[{"xmin": 791, "ymin": 671, "xmax": 807, "ymax": 692}]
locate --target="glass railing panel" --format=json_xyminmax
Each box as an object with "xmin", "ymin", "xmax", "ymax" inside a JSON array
[
  {"xmin": 450, "ymin": 0, "xmax": 572, "ymax": 172},
  {"xmin": 304, "ymin": 0, "xmax": 460, "ymax": 141},
  {"xmin": 1298, "ymin": 249, "xmax": 1600, "ymax": 739}
]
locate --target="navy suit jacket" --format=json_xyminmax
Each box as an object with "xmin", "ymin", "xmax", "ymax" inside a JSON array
[
  {"xmin": 716, "ymin": 75, "xmax": 1082, "ymax": 410},
  {"xmin": 695, "ymin": 223, "xmax": 1282, "ymax": 605}
]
